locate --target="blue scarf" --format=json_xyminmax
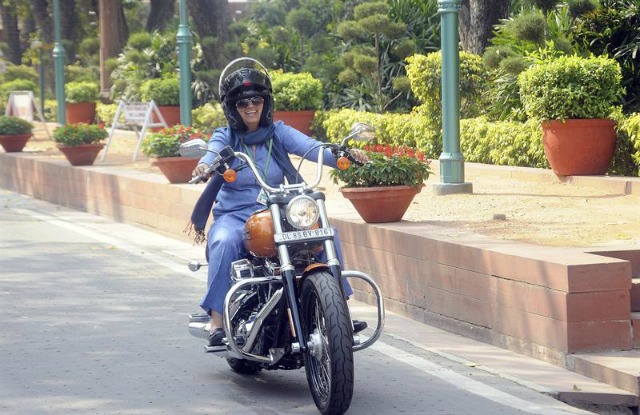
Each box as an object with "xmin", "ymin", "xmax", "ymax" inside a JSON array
[{"xmin": 188, "ymin": 123, "xmax": 302, "ymax": 243}]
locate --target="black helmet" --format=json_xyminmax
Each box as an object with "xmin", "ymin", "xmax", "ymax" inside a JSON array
[{"xmin": 220, "ymin": 67, "xmax": 274, "ymax": 131}]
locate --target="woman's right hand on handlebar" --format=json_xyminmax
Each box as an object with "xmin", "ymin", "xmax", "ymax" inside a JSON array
[{"xmin": 192, "ymin": 162, "xmax": 209, "ymax": 178}]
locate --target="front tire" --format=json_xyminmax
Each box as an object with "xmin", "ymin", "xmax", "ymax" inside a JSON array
[{"xmin": 301, "ymin": 271, "xmax": 354, "ymax": 415}]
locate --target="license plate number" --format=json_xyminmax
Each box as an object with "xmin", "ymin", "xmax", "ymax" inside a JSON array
[{"xmin": 274, "ymin": 228, "xmax": 335, "ymax": 244}]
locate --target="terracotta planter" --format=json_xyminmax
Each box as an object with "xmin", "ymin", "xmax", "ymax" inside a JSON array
[
  {"xmin": 339, "ymin": 185, "xmax": 423, "ymax": 223},
  {"xmin": 151, "ymin": 156, "xmax": 198, "ymax": 184},
  {"xmin": 152, "ymin": 106, "xmax": 181, "ymax": 131},
  {"xmin": 274, "ymin": 110, "xmax": 315, "ymax": 135},
  {"xmin": 58, "ymin": 143, "xmax": 105, "ymax": 166},
  {"xmin": 66, "ymin": 102, "xmax": 97, "ymax": 124},
  {"xmin": 542, "ymin": 119, "xmax": 617, "ymax": 176},
  {"xmin": 0, "ymin": 133, "xmax": 32, "ymax": 152}
]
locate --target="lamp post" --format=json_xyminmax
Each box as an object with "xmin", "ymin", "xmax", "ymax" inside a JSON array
[
  {"xmin": 52, "ymin": 0, "xmax": 66, "ymax": 125},
  {"xmin": 433, "ymin": 0, "xmax": 472, "ymax": 195},
  {"xmin": 176, "ymin": 0, "xmax": 192, "ymax": 126},
  {"xmin": 31, "ymin": 39, "xmax": 46, "ymax": 117}
]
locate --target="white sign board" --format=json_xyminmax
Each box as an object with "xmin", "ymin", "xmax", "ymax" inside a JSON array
[
  {"xmin": 101, "ymin": 100, "xmax": 168, "ymax": 161},
  {"xmin": 4, "ymin": 91, "xmax": 51, "ymax": 139},
  {"xmin": 5, "ymin": 91, "xmax": 35, "ymax": 121}
]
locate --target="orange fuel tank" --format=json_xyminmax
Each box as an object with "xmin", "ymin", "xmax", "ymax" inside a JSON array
[{"xmin": 243, "ymin": 209, "xmax": 277, "ymax": 258}]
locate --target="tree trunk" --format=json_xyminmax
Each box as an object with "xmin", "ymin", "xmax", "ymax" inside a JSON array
[
  {"xmin": 147, "ymin": 0, "xmax": 176, "ymax": 32},
  {"xmin": 0, "ymin": 2, "xmax": 22, "ymax": 64},
  {"xmin": 188, "ymin": 0, "xmax": 230, "ymax": 70},
  {"xmin": 32, "ymin": 0, "xmax": 54, "ymax": 45},
  {"xmin": 60, "ymin": 0, "xmax": 80, "ymax": 62},
  {"xmin": 459, "ymin": 0, "xmax": 509, "ymax": 55},
  {"xmin": 99, "ymin": 0, "xmax": 129, "ymax": 96}
]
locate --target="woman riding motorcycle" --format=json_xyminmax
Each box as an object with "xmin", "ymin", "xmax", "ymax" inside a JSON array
[{"xmin": 189, "ymin": 64, "xmax": 362, "ymax": 347}]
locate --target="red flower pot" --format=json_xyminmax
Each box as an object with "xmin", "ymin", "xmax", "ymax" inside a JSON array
[
  {"xmin": 339, "ymin": 185, "xmax": 423, "ymax": 223},
  {"xmin": 58, "ymin": 143, "xmax": 105, "ymax": 166},
  {"xmin": 273, "ymin": 110, "xmax": 315, "ymax": 135},
  {"xmin": 0, "ymin": 133, "xmax": 32, "ymax": 152},
  {"xmin": 151, "ymin": 156, "xmax": 199, "ymax": 184},
  {"xmin": 541, "ymin": 119, "xmax": 616, "ymax": 176},
  {"xmin": 66, "ymin": 102, "xmax": 97, "ymax": 124}
]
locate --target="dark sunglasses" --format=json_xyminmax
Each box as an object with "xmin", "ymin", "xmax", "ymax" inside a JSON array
[{"xmin": 235, "ymin": 96, "xmax": 265, "ymax": 108}]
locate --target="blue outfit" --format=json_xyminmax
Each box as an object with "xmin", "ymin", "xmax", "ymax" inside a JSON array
[{"xmin": 197, "ymin": 121, "xmax": 351, "ymax": 315}]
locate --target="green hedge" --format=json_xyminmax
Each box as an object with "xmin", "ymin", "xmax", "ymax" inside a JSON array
[
  {"xmin": 319, "ymin": 107, "xmax": 442, "ymax": 158},
  {"xmin": 615, "ymin": 113, "xmax": 640, "ymax": 176},
  {"xmin": 319, "ymin": 109, "xmax": 639, "ymax": 176},
  {"xmin": 460, "ymin": 117, "xmax": 547, "ymax": 168}
]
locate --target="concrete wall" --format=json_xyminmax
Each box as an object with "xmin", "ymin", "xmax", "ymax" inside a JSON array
[{"xmin": 1, "ymin": 152, "xmax": 637, "ymax": 368}]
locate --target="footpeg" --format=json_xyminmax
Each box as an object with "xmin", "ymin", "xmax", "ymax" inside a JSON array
[{"xmin": 204, "ymin": 344, "xmax": 227, "ymax": 353}]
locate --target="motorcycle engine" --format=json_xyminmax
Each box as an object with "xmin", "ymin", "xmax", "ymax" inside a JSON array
[{"xmin": 230, "ymin": 259, "xmax": 254, "ymax": 282}]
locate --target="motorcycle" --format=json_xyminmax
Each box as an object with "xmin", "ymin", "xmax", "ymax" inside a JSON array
[{"xmin": 180, "ymin": 123, "xmax": 385, "ymax": 415}]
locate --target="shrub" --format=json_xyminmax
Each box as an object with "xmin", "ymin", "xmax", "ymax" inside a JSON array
[
  {"xmin": 140, "ymin": 76, "xmax": 180, "ymax": 106},
  {"xmin": 0, "ymin": 79, "xmax": 37, "ymax": 95},
  {"xmin": 141, "ymin": 125, "xmax": 206, "ymax": 158},
  {"xmin": 330, "ymin": 145, "xmax": 431, "ymax": 188},
  {"xmin": 0, "ymin": 115, "xmax": 34, "ymax": 135},
  {"xmin": 321, "ymin": 107, "xmax": 441, "ymax": 158},
  {"xmin": 3, "ymin": 64, "xmax": 38, "ymax": 83},
  {"xmin": 65, "ymin": 81, "xmax": 100, "ymax": 103},
  {"xmin": 96, "ymin": 102, "xmax": 121, "ymax": 126},
  {"xmin": 518, "ymin": 55, "xmax": 623, "ymax": 120},
  {"xmin": 192, "ymin": 103, "xmax": 226, "ymax": 134},
  {"xmin": 615, "ymin": 112, "xmax": 640, "ymax": 176},
  {"xmin": 460, "ymin": 117, "xmax": 547, "ymax": 168},
  {"xmin": 406, "ymin": 52, "xmax": 488, "ymax": 119},
  {"xmin": 44, "ymin": 100, "xmax": 58, "ymax": 122},
  {"xmin": 127, "ymin": 32, "xmax": 153, "ymax": 50},
  {"xmin": 65, "ymin": 65, "xmax": 99, "ymax": 83},
  {"xmin": 271, "ymin": 71, "xmax": 323, "ymax": 111},
  {"xmin": 53, "ymin": 123, "xmax": 108, "ymax": 146}
]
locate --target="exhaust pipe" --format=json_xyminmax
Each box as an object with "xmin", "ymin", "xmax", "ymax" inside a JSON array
[{"xmin": 188, "ymin": 313, "xmax": 210, "ymax": 339}]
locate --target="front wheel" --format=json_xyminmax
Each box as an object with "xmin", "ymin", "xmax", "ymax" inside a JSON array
[{"xmin": 301, "ymin": 271, "xmax": 354, "ymax": 415}]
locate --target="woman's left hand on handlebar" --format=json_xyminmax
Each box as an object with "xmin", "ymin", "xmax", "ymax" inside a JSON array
[{"xmin": 192, "ymin": 162, "xmax": 209, "ymax": 178}]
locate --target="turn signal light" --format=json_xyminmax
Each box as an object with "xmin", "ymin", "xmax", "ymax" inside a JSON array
[
  {"xmin": 223, "ymin": 169, "xmax": 237, "ymax": 182},
  {"xmin": 337, "ymin": 156, "xmax": 351, "ymax": 171}
]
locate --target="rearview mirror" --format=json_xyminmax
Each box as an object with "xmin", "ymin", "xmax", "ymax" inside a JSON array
[
  {"xmin": 179, "ymin": 139, "xmax": 208, "ymax": 159},
  {"xmin": 342, "ymin": 123, "xmax": 375, "ymax": 146},
  {"xmin": 350, "ymin": 123, "xmax": 375, "ymax": 141}
]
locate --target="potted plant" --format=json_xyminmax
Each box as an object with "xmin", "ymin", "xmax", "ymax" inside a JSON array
[
  {"xmin": 271, "ymin": 71, "xmax": 323, "ymax": 135},
  {"xmin": 65, "ymin": 81, "xmax": 100, "ymax": 124},
  {"xmin": 140, "ymin": 76, "xmax": 181, "ymax": 127},
  {"xmin": 0, "ymin": 115, "xmax": 34, "ymax": 152},
  {"xmin": 53, "ymin": 123, "xmax": 108, "ymax": 166},
  {"xmin": 518, "ymin": 55, "xmax": 624, "ymax": 176},
  {"xmin": 141, "ymin": 124, "xmax": 205, "ymax": 183},
  {"xmin": 330, "ymin": 144, "xmax": 432, "ymax": 223}
]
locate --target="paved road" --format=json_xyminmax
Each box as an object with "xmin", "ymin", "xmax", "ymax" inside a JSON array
[{"xmin": 0, "ymin": 190, "xmax": 595, "ymax": 415}]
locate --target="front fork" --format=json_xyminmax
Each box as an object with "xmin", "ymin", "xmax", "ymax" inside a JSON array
[
  {"xmin": 271, "ymin": 200, "xmax": 385, "ymax": 355},
  {"xmin": 270, "ymin": 203, "xmax": 309, "ymax": 353}
]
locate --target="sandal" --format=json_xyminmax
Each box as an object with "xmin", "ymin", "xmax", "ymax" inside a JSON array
[{"xmin": 208, "ymin": 328, "xmax": 225, "ymax": 347}]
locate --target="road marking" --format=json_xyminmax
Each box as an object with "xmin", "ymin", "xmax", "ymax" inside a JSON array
[
  {"xmin": 372, "ymin": 341, "xmax": 592, "ymax": 415},
  {"xmin": 12, "ymin": 207, "xmax": 207, "ymax": 283}
]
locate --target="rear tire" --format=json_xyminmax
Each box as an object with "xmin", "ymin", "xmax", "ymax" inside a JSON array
[
  {"xmin": 226, "ymin": 357, "xmax": 260, "ymax": 375},
  {"xmin": 301, "ymin": 271, "xmax": 354, "ymax": 415}
]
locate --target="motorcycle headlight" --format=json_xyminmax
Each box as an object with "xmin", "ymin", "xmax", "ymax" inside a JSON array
[{"xmin": 286, "ymin": 195, "xmax": 319, "ymax": 230}]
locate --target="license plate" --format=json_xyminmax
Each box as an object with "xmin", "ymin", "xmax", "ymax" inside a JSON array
[{"xmin": 274, "ymin": 228, "xmax": 335, "ymax": 244}]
